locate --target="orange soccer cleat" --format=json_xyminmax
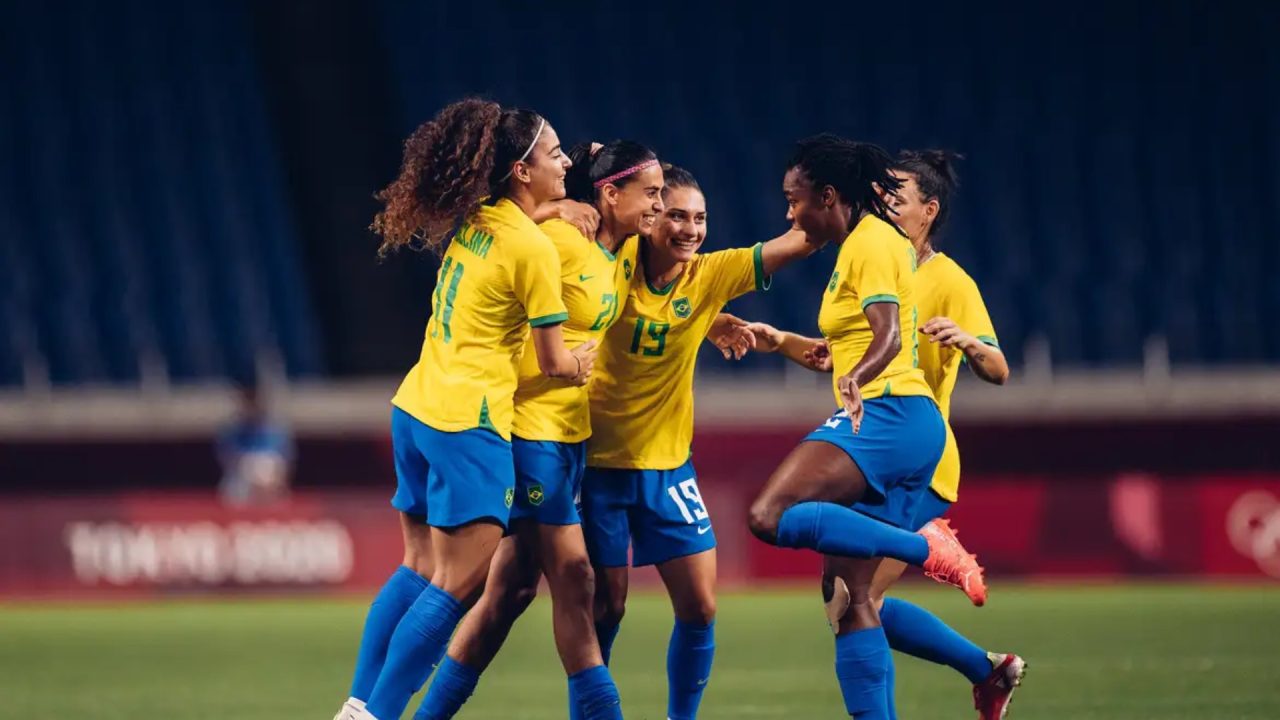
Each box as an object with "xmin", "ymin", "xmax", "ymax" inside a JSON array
[
  {"xmin": 973, "ymin": 652, "xmax": 1027, "ymax": 719},
  {"xmin": 919, "ymin": 519, "xmax": 987, "ymax": 606}
]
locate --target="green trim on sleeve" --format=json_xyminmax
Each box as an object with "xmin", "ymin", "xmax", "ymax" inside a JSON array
[
  {"xmin": 977, "ymin": 335, "xmax": 1000, "ymax": 349},
  {"xmin": 752, "ymin": 242, "xmax": 771, "ymax": 292},
  {"xmin": 860, "ymin": 294, "xmax": 899, "ymax": 310},
  {"xmin": 529, "ymin": 312, "xmax": 569, "ymax": 327}
]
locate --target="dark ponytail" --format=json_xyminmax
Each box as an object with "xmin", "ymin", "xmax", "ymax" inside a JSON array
[
  {"xmin": 787, "ymin": 133, "xmax": 904, "ymax": 236},
  {"xmin": 895, "ymin": 149, "xmax": 962, "ymax": 237},
  {"xmin": 372, "ymin": 98, "xmax": 545, "ymax": 256},
  {"xmin": 564, "ymin": 140, "xmax": 658, "ymax": 204}
]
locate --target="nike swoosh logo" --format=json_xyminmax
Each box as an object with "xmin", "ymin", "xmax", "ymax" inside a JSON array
[
  {"xmin": 578, "ymin": 274, "xmax": 594, "ymax": 281},
  {"xmin": 697, "ymin": 525, "xmax": 711, "ymax": 535}
]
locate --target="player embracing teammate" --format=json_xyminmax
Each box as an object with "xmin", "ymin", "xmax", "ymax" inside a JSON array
[{"xmin": 334, "ymin": 100, "xmax": 1021, "ymax": 719}]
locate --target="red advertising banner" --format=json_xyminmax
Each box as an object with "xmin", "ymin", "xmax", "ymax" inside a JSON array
[{"xmin": 2, "ymin": 474, "xmax": 1278, "ymax": 599}]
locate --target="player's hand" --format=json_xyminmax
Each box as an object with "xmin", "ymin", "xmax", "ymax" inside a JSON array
[
  {"xmin": 557, "ymin": 200, "xmax": 601, "ymax": 239},
  {"xmin": 921, "ymin": 316, "xmax": 973, "ymax": 349},
  {"xmin": 707, "ymin": 313, "xmax": 756, "ymax": 360},
  {"xmin": 803, "ymin": 340, "xmax": 833, "ymax": 372},
  {"xmin": 743, "ymin": 322, "xmax": 784, "ymax": 353},
  {"xmin": 569, "ymin": 339, "xmax": 597, "ymax": 386},
  {"xmin": 531, "ymin": 199, "xmax": 600, "ymax": 238},
  {"xmin": 836, "ymin": 373, "xmax": 864, "ymax": 433}
]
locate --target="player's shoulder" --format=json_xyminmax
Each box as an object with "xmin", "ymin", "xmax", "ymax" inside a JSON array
[
  {"xmin": 928, "ymin": 252, "xmax": 981, "ymax": 291},
  {"xmin": 539, "ymin": 218, "xmax": 587, "ymax": 246},
  {"xmin": 850, "ymin": 214, "xmax": 905, "ymax": 245}
]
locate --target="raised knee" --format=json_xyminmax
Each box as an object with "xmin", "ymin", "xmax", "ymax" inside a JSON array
[{"xmin": 747, "ymin": 499, "xmax": 782, "ymax": 544}]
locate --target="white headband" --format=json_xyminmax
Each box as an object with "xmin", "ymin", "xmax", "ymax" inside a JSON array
[{"xmin": 498, "ymin": 118, "xmax": 545, "ymax": 183}]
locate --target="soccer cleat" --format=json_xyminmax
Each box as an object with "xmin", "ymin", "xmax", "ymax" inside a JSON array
[
  {"xmin": 919, "ymin": 519, "xmax": 987, "ymax": 606},
  {"xmin": 973, "ymin": 652, "xmax": 1027, "ymax": 719},
  {"xmin": 332, "ymin": 697, "xmax": 372, "ymax": 720}
]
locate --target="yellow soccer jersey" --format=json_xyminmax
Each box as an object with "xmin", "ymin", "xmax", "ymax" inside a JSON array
[
  {"xmin": 817, "ymin": 214, "xmax": 933, "ymax": 404},
  {"xmin": 915, "ymin": 251, "xmax": 998, "ymax": 501},
  {"xmin": 587, "ymin": 243, "xmax": 768, "ymax": 470},
  {"xmin": 512, "ymin": 221, "xmax": 640, "ymax": 443},
  {"xmin": 391, "ymin": 198, "xmax": 568, "ymax": 441}
]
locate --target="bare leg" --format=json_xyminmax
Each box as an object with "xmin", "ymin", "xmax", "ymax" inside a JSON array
[{"xmin": 539, "ymin": 523, "xmax": 607, "ymax": 674}]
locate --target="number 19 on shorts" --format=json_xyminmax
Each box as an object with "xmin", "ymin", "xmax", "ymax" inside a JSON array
[{"xmin": 666, "ymin": 478, "xmax": 709, "ymax": 524}]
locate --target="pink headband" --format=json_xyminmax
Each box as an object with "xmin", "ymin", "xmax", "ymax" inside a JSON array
[{"xmin": 593, "ymin": 159, "xmax": 659, "ymax": 188}]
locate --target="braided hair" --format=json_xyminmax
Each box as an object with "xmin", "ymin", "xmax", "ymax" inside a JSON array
[{"xmin": 787, "ymin": 133, "xmax": 905, "ymax": 236}]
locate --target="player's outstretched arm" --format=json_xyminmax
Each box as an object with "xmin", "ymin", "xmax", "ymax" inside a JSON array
[
  {"xmin": 759, "ymin": 225, "xmax": 825, "ymax": 276},
  {"xmin": 920, "ymin": 316, "xmax": 1009, "ymax": 385},
  {"xmin": 718, "ymin": 314, "xmax": 831, "ymax": 372}
]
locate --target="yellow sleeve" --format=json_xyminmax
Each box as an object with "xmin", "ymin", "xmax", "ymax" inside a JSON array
[
  {"xmin": 849, "ymin": 236, "xmax": 901, "ymax": 309},
  {"xmin": 512, "ymin": 236, "xmax": 568, "ymax": 327},
  {"xmin": 952, "ymin": 275, "xmax": 999, "ymax": 348},
  {"xmin": 698, "ymin": 243, "xmax": 769, "ymax": 305}
]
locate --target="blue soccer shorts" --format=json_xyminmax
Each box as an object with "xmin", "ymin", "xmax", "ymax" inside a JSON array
[
  {"xmin": 389, "ymin": 406, "xmax": 515, "ymax": 529},
  {"xmin": 510, "ymin": 437, "xmax": 585, "ymax": 526},
  {"xmin": 580, "ymin": 457, "xmax": 716, "ymax": 567},
  {"xmin": 804, "ymin": 395, "xmax": 946, "ymax": 529}
]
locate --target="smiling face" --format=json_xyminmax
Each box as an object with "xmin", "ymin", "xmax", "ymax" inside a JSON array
[
  {"xmin": 783, "ymin": 165, "xmax": 848, "ymax": 244},
  {"xmin": 514, "ymin": 123, "xmax": 571, "ymax": 205},
  {"xmin": 649, "ymin": 185, "xmax": 707, "ymax": 264},
  {"xmin": 602, "ymin": 163, "xmax": 664, "ymax": 235}
]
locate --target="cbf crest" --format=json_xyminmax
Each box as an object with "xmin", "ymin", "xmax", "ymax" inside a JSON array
[
  {"xmin": 527, "ymin": 483, "xmax": 545, "ymax": 506},
  {"xmin": 673, "ymin": 296, "xmax": 692, "ymax": 319}
]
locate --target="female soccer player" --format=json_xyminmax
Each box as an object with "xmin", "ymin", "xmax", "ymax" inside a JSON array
[
  {"xmin": 334, "ymin": 98, "xmax": 597, "ymax": 720},
  {"xmin": 744, "ymin": 134, "xmax": 984, "ymax": 719},
  {"xmin": 412, "ymin": 140, "xmax": 663, "ymax": 720},
  {"xmin": 739, "ymin": 150, "xmax": 1024, "ymax": 719},
  {"xmin": 578, "ymin": 163, "xmax": 818, "ymax": 720}
]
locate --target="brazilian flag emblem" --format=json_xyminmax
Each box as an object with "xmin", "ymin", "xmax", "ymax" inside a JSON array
[
  {"xmin": 527, "ymin": 483, "xmax": 545, "ymax": 506},
  {"xmin": 623, "ymin": 258, "xmax": 633, "ymax": 280},
  {"xmin": 673, "ymin": 296, "xmax": 691, "ymax": 319},
  {"xmin": 504, "ymin": 487, "xmax": 514, "ymax": 509},
  {"xmin": 827, "ymin": 271, "xmax": 840, "ymax": 292}
]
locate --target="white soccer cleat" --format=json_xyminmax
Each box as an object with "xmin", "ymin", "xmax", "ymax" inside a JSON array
[{"xmin": 332, "ymin": 697, "xmax": 373, "ymax": 720}]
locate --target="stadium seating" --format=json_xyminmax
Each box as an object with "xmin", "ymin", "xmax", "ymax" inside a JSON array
[
  {"xmin": 2, "ymin": 1, "xmax": 320, "ymax": 386},
  {"xmin": 3, "ymin": 1, "xmax": 1275, "ymax": 386}
]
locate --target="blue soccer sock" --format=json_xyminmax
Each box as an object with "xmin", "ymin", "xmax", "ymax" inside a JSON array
[
  {"xmin": 835, "ymin": 626, "xmax": 890, "ymax": 719},
  {"xmin": 568, "ymin": 665, "xmax": 623, "ymax": 720},
  {"xmin": 596, "ymin": 619, "xmax": 621, "ymax": 666},
  {"xmin": 569, "ymin": 621, "xmax": 622, "ymax": 720},
  {"xmin": 884, "ymin": 653, "xmax": 898, "ymax": 720},
  {"xmin": 349, "ymin": 565, "xmax": 431, "ymax": 701},
  {"xmin": 413, "ymin": 656, "xmax": 480, "ymax": 720},
  {"xmin": 667, "ymin": 619, "xmax": 715, "ymax": 719},
  {"xmin": 880, "ymin": 597, "xmax": 991, "ymax": 684},
  {"xmin": 365, "ymin": 584, "xmax": 465, "ymax": 720},
  {"xmin": 776, "ymin": 502, "xmax": 928, "ymax": 565}
]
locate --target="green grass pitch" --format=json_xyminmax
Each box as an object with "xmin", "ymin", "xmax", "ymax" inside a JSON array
[{"xmin": 3, "ymin": 584, "xmax": 1278, "ymax": 719}]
